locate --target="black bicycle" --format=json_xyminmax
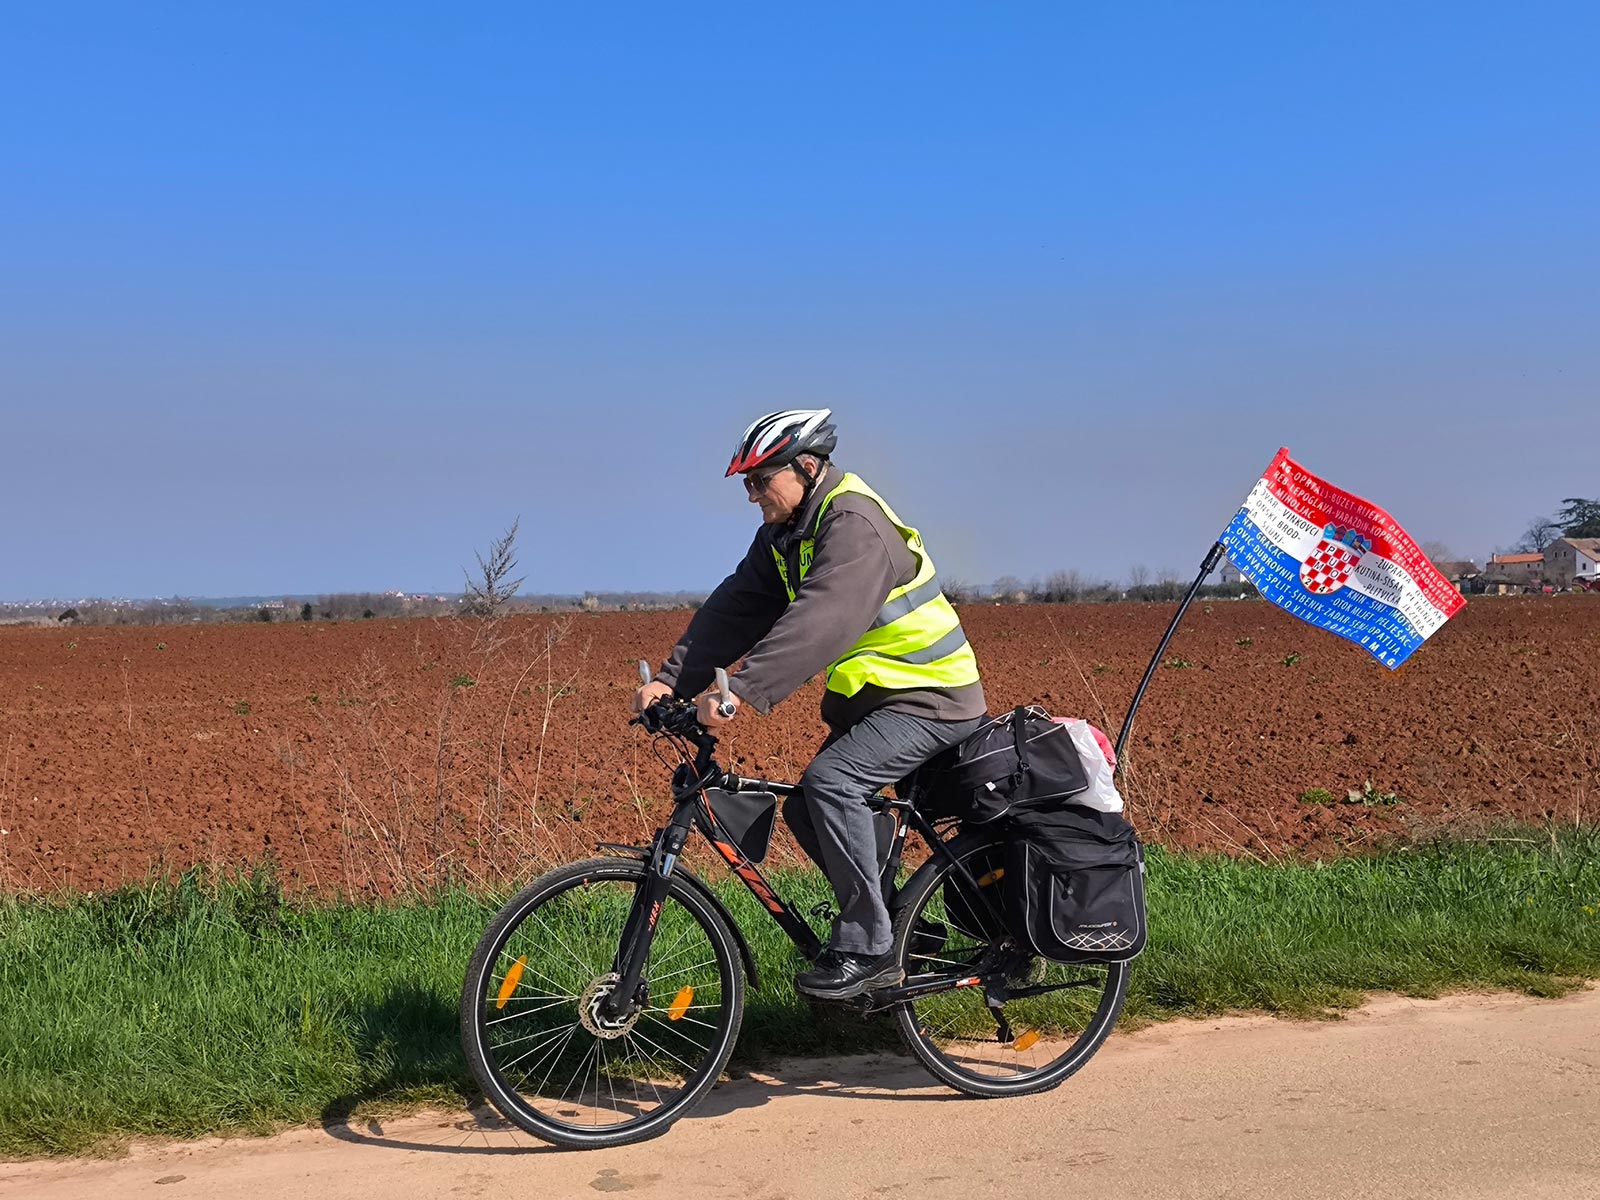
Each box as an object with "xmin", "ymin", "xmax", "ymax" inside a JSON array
[{"xmin": 459, "ymin": 666, "xmax": 1130, "ymax": 1149}]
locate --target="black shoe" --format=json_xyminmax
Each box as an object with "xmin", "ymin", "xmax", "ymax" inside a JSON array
[{"xmin": 794, "ymin": 950, "xmax": 905, "ymax": 1000}]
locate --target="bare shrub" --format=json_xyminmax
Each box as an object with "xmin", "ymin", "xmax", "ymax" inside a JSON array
[{"xmin": 462, "ymin": 517, "xmax": 526, "ymax": 619}]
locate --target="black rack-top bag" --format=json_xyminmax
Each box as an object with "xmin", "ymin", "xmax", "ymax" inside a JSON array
[
  {"xmin": 1003, "ymin": 804, "xmax": 1147, "ymax": 963},
  {"xmin": 913, "ymin": 705, "xmax": 1092, "ymax": 823}
]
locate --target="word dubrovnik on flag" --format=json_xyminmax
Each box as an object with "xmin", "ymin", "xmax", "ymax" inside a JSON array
[{"xmin": 1220, "ymin": 447, "xmax": 1465, "ymax": 669}]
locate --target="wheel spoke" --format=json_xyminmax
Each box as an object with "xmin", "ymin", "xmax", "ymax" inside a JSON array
[
  {"xmin": 625, "ymin": 1024, "xmax": 702, "ymax": 1075},
  {"xmin": 503, "ymin": 1020, "xmax": 581, "ymax": 1082},
  {"xmin": 649, "ymin": 957, "xmax": 717, "ymax": 985},
  {"xmin": 484, "ymin": 997, "xmax": 572, "ymax": 1026},
  {"xmin": 493, "ymin": 1018, "xmax": 579, "ymax": 1057},
  {"xmin": 647, "ymin": 1010, "xmax": 719, "ymax": 1032}
]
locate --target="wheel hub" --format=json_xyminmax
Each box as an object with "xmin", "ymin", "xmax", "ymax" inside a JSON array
[{"xmin": 578, "ymin": 973, "xmax": 641, "ymax": 1039}]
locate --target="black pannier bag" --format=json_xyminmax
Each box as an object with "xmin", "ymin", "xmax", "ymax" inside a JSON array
[
  {"xmin": 1002, "ymin": 805, "xmax": 1147, "ymax": 963},
  {"xmin": 911, "ymin": 705, "xmax": 1091, "ymax": 823}
]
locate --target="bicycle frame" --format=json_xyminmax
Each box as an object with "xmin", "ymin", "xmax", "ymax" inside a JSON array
[{"xmin": 598, "ymin": 717, "xmax": 1015, "ymax": 1022}]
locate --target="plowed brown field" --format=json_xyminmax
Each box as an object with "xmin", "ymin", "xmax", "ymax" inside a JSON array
[{"xmin": 2, "ymin": 598, "xmax": 1596, "ymax": 893}]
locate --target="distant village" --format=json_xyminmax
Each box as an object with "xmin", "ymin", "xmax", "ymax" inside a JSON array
[{"xmin": 1432, "ymin": 536, "xmax": 1600, "ymax": 595}]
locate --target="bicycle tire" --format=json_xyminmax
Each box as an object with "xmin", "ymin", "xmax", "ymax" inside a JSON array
[
  {"xmin": 460, "ymin": 856, "xmax": 745, "ymax": 1148},
  {"xmin": 889, "ymin": 835, "xmax": 1129, "ymax": 1097}
]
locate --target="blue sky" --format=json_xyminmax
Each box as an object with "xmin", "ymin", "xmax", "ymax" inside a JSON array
[{"xmin": 3, "ymin": 4, "xmax": 1596, "ymax": 599}]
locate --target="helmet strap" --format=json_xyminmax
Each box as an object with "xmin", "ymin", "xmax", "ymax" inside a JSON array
[{"xmin": 785, "ymin": 457, "xmax": 825, "ymax": 536}]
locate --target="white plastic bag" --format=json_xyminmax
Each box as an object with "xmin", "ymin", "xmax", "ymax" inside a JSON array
[{"xmin": 1051, "ymin": 718, "xmax": 1125, "ymax": 813}]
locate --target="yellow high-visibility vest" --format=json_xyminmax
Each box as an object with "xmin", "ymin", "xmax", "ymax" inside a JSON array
[{"xmin": 771, "ymin": 473, "xmax": 980, "ymax": 697}]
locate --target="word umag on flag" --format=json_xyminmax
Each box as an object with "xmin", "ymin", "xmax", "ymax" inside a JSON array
[{"xmin": 1220, "ymin": 447, "xmax": 1465, "ymax": 669}]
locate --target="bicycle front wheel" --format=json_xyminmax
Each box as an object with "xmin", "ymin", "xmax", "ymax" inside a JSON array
[
  {"xmin": 460, "ymin": 856, "xmax": 744, "ymax": 1148},
  {"xmin": 891, "ymin": 836, "xmax": 1129, "ymax": 1097}
]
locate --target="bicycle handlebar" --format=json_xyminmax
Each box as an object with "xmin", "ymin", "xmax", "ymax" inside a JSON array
[{"xmin": 632, "ymin": 659, "xmax": 735, "ymax": 738}]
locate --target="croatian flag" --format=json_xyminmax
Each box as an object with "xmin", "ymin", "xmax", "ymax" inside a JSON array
[{"xmin": 1220, "ymin": 447, "xmax": 1465, "ymax": 669}]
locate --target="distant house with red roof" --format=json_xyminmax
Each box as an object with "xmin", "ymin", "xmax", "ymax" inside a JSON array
[{"xmin": 1482, "ymin": 551, "xmax": 1545, "ymax": 592}]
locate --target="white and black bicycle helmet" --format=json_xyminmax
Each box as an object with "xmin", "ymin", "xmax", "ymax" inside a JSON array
[{"xmin": 725, "ymin": 409, "xmax": 838, "ymax": 477}]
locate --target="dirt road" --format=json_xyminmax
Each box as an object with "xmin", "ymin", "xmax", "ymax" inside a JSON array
[{"xmin": 7, "ymin": 990, "xmax": 1598, "ymax": 1199}]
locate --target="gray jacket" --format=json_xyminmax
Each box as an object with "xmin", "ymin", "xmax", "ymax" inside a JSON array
[{"xmin": 654, "ymin": 464, "xmax": 986, "ymax": 731}]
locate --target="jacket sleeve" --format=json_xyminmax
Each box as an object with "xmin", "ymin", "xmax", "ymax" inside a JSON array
[
  {"xmin": 729, "ymin": 509, "xmax": 903, "ymax": 714},
  {"xmin": 654, "ymin": 532, "xmax": 786, "ymax": 699}
]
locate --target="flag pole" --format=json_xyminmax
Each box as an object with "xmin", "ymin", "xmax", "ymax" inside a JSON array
[{"xmin": 1114, "ymin": 541, "xmax": 1227, "ymax": 768}]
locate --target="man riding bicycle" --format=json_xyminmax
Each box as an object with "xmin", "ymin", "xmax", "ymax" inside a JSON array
[{"xmin": 633, "ymin": 409, "xmax": 987, "ymax": 1000}]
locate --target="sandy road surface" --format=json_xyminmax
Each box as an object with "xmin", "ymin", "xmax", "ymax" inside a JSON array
[{"xmin": 6, "ymin": 990, "xmax": 1599, "ymax": 1200}]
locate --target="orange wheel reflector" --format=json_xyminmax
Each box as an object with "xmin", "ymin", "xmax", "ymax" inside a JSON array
[
  {"xmin": 1012, "ymin": 1030, "xmax": 1040, "ymax": 1052},
  {"xmin": 496, "ymin": 958, "xmax": 526, "ymax": 1010},
  {"xmin": 667, "ymin": 986, "xmax": 695, "ymax": 1021},
  {"xmin": 977, "ymin": 867, "xmax": 1005, "ymax": 886}
]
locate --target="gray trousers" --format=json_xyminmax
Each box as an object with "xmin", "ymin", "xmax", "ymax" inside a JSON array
[{"xmin": 784, "ymin": 708, "xmax": 985, "ymax": 957}]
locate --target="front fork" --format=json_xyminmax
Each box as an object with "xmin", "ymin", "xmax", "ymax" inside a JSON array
[{"xmin": 598, "ymin": 804, "xmax": 693, "ymax": 1022}]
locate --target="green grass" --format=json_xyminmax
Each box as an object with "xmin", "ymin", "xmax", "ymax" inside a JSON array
[{"xmin": 3, "ymin": 829, "xmax": 1599, "ymax": 1157}]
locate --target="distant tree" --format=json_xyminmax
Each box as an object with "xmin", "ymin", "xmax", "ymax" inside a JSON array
[
  {"xmin": 1088, "ymin": 578, "xmax": 1121, "ymax": 603},
  {"xmin": 992, "ymin": 575, "xmax": 1026, "ymax": 603},
  {"xmin": 1418, "ymin": 540, "xmax": 1455, "ymax": 564},
  {"xmin": 1557, "ymin": 497, "xmax": 1600, "ymax": 539},
  {"xmin": 300, "ymin": 602, "xmax": 314, "ymax": 621},
  {"xmin": 1127, "ymin": 564, "xmax": 1150, "ymax": 591},
  {"xmin": 57, "ymin": 608, "xmax": 79, "ymax": 623},
  {"xmin": 256, "ymin": 607, "xmax": 273, "ymax": 622},
  {"xmin": 1515, "ymin": 517, "xmax": 1562, "ymax": 554},
  {"xmin": 1154, "ymin": 567, "xmax": 1183, "ymax": 602},
  {"xmin": 942, "ymin": 577, "xmax": 976, "ymax": 604},
  {"xmin": 462, "ymin": 517, "xmax": 526, "ymax": 618},
  {"xmin": 1041, "ymin": 569, "xmax": 1084, "ymax": 603},
  {"xmin": 363, "ymin": 609, "xmax": 374, "ymax": 619}
]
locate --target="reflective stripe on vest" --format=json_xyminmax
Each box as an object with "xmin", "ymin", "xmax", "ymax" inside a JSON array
[{"xmin": 770, "ymin": 473, "xmax": 981, "ymax": 698}]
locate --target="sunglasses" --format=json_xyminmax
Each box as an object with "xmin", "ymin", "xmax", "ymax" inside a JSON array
[{"xmin": 741, "ymin": 466, "xmax": 790, "ymax": 495}]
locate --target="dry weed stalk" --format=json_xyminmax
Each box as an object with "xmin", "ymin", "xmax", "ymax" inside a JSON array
[
  {"xmin": 1037, "ymin": 608, "xmax": 1174, "ymax": 838},
  {"xmin": 309, "ymin": 610, "xmax": 597, "ymax": 894},
  {"xmin": 118, "ymin": 657, "xmax": 163, "ymax": 860},
  {"xmin": 0, "ymin": 732, "xmax": 15, "ymax": 889}
]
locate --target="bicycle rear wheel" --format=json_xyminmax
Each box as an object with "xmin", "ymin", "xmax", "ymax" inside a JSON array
[
  {"xmin": 460, "ymin": 857, "xmax": 744, "ymax": 1148},
  {"xmin": 891, "ymin": 836, "xmax": 1129, "ymax": 1097}
]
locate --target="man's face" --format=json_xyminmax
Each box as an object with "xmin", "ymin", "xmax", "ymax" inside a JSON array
[{"xmin": 744, "ymin": 458, "xmax": 814, "ymax": 523}]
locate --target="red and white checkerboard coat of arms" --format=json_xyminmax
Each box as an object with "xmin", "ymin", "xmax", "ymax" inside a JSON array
[{"xmin": 1300, "ymin": 523, "xmax": 1372, "ymax": 595}]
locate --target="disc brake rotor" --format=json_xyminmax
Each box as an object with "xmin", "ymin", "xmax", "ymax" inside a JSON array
[{"xmin": 577, "ymin": 972, "xmax": 642, "ymax": 1039}]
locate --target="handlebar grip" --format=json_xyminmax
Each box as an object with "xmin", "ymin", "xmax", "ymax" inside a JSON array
[
  {"xmin": 713, "ymin": 668, "xmax": 736, "ymax": 719},
  {"xmin": 639, "ymin": 659, "xmax": 653, "ymax": 685}
]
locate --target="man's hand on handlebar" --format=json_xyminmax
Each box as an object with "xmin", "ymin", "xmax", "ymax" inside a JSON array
[
  {"xmin": 696, "ymin": 688, "xmax": 739, "ymax": 728},
  {"xmin": 632, "ymin": 681, "xmax": 673, "ymax": 714}
]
